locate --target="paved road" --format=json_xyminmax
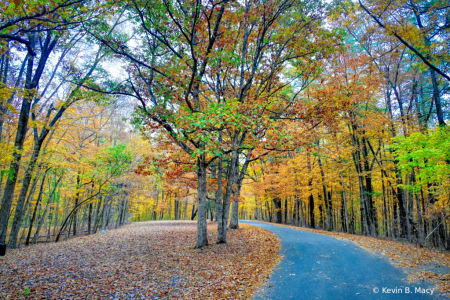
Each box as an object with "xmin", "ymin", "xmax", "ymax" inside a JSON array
[{"xmin": 240, "ymin": 221, "xmax": 440, "ymax": 300}]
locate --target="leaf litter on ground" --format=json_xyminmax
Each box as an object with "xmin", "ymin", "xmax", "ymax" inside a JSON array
[{"xmin": 0, "ymin": 221, "xmax": 281, "ymax": 299}]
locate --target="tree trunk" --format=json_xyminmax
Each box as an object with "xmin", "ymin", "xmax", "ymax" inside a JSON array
[
  {"xmin": 105, "ymin": 197, "xmax": 113, "ymax": 228},
  {"xmin": 174, "ymin": 199, "xmax": 178, "ymax": 220},
  {"xmin": 293, "ymin": 197, "xmax": 298, "ymax": 226},
  {"xmin": 230, "ymin": 148, "xmax": 253, "ymax": 230},
  {"xmin": 217, "ymin": 149, "xmax": 237, "ymax": 242},
  {"xmin": 300, "ymin": 199, "xmax": 305, "ymax": 227},
  {"xmin": 361, "ymin": 137, "xmax": 377, "ymax": 236},
  {"xmin": 32, "ymin": 201, "xmax": 51, "ymax": 244},
  {"xmin": 339, "ymin": 172, "xmax": 349, "ymax": 233},
  {"xmin": 73, "ymin": 173, "xmax": 81, "ymax": 236},
  {"xmin": 318, "ymin": 152, "xmax": 332, "ymax": 231},
  {"xmin": 191, "ymin": 204, "xmax": 197, "ymax": 220},
  {"xmin": 87, "ymin": 202, "xmax": 93, "ymax": 234},
  {"xmin": 0, "ymin": 53, "xmax": 36, "ymax": 249},
  {"xmin": 349, "ymin": 122, "xmax": 372, "ymax": 236},
  {"xmin": 53, "ymin": 199, "xmax": 59, "ymax": 238},
  {"xmin": 93, "ymin": 196, "xmax": 103, "ymax": 234},
  {"xmin": 284, "ymin": 199, "xmax": 288, "ymax": 224},
  {"xmin": 195, "ymin": 154, "xmax": 208, "ymax": 249},
  {"xmin": 395, "ymin": 171, "xmax": 408, "ymax": 239},
  {"xmin": 229, "ymin": 199, "xmax": 240, "ymax": 229},
  {"xmin": 273, "ymin": 198, "xmax": 282, "ymax": 223},
  {"xmin": 8, "ymin": 138, "xmax": 46, "ymax": 248},
  {"xmin": 381, "ymin": 170, "xmax": 389, "ymax": 237},
  {"xmin": 25, "ymin": 171, "xmax": 48, "ymax": 246},
  {"xmin": 307, "ymin": 152, "xmax": 315, "ymax": 228}
]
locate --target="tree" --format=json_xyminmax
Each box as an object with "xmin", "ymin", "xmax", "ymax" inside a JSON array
[
  {"xmin": 0, "ymin": 5, "xmax": 121, "ymax": 252},
  {"xmin": 88, "ymin": 0, "xmax": 338, "ymax": 247},
  {"xmin": 357, "ymin": 0, "xmax": 448, "ymax": 125}
]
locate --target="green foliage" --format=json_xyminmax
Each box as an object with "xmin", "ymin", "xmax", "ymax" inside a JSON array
[
  {"xmin": 393, "ymin": 127, "xmax": 450, "ymax": 190},
  {"xmin": 84, "ymin": 143, "xmax": 133, "ymax": 186}
]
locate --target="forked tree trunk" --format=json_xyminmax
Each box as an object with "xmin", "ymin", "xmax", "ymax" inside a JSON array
[{"xmin": 217, "ymin": 149, "xmax": 238, "ymax": 242}]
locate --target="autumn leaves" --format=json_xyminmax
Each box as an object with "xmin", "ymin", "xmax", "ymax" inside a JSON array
[{"xmin": 0, "ymin": 222, "xmax": 281, "ymax": 299}]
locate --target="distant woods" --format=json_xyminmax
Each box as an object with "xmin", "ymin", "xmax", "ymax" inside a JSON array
[{"xmin": 240, "ymin": 0, "xmax": 450, "ymax": 249}]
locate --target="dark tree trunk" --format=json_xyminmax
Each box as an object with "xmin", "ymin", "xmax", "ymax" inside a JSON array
[
  {"xmin": 395, "ymin": 172, "xmax": 408, "ymax": 239},
  {"xmin": 25, "ymin": 172, "xmax": 48, "ymax": 246},
  {"xmin": 105, "ymin": 197, "xmax": 113, "ymax": 229},
  {"xmin": 73, "ymin": 173, "xmax": 81, "ymax": 236},
  {"xmin": 88, "ymin": 203, "xmax": 93, "ymax": 235},
  {"xmin": 393, "ymin": 197, "xmax": 399, "ymax": 238},
  {"xmin": 361, "ymin": 137, "xmax": 377, "ymax": 236},
  {"xmin": 340, "ymin": 174, "xmax": 349, "ymax": 233},
  {"xmin": 307, "ymin": 152, "xmax": 315, "ymax": 229},
  {"xmin": 284, "ymin": 199, "xmax": 288, "ymax": 224},
  {"xmin": 273, "ymin": 198, "xmax": 282, "ymax": 223},
  {"xmin": 191, "ymin": 205, "xmax": 197, "ymax": 220},
  {"xmin": 309, "ymin": 189, "xmax": 315, "ymax": 229},
  {"xmin": 174, "ymin": 199, "xmax": 178, "ymax": 220},
  {"xmin": 293, "ymin": 197, "xmax": 298, "ymax": 226},
  {"xmin": 317, "ymin": 142, "xmax": 332, "ymax": 231},
  {"xmin": 93, "ymin": 196, "xmax": 103, "ymax": 234}
]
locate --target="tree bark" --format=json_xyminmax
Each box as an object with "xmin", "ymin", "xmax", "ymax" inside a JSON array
[
  {"xmin": 73, "ymin": 172, "xmax": 81, "ymax": 236},
  {"xmin": 340, "ymin": 174, "xmax": 349, "ymax": 233},
  {"xmin": 195, "ymin": 153, "xmax": 208, "ymax": 248},
  {"xmin": 317, "ymin": 144, "xmax": 332, "ymax": 231},
  {"xmin": 307, "ymin": 152, "xmax": 315, "ymax": 228},
  {"xmin": 32, "ymin": 200, "xmax": 50, "ymax": 244},
  {"xmin": 87, "ymin": 202, "xmax": 93, "ymax": 234},
  {"xmin": 25, "ymin": 172, "xmax": 48, "ymax": 246},
  {"xmin": 229, "ymin": 149, "xmax": 252, "ymax": 229},
  {"xmin": 273, "ymin": 198, "xmax": 282, "ymax": 223}
]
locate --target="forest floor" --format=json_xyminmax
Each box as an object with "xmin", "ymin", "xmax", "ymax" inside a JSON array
[
  {"xmin": 244, "ymin": 220, "xmax": 450, "ymax": 298},
  {"xmin": 0, "ymin": 221, "xmax": 281, "ymax": 299}
]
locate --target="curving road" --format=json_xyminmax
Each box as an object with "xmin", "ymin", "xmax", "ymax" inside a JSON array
[{"xmin": 240, "ymin": 221, "xmax": 439, "ymax": 300}]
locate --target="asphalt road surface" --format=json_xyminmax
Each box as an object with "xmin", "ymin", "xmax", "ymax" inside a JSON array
[{"xmin": 240, "ymin": 220, "xmax": 440, "ymax": 300}]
